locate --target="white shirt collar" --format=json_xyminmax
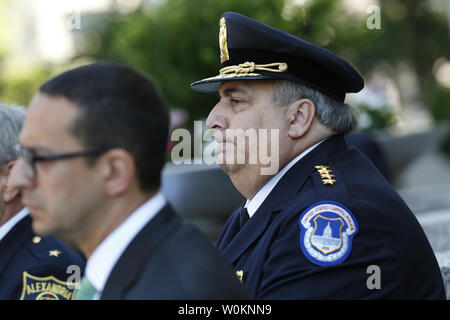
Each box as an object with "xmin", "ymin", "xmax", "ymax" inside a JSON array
[
  {"xmin": 0, "ymin": 207, "xmax": 29, "ymax": 242},
  {"xmin": 85, "ymin": 191, "xmax": 166, "ymax": 299},
  {"xmin": 245, "ymin": 139, "xmax": 325, "ymax": 218}
]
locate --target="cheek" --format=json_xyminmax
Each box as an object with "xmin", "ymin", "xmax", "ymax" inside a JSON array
[
  {"xmin": 258, "ymin": 109, "xmax": 287, "ymax": 152},
  {"xmin": 231, "ymin": 110, "xmax": 264, "ymax": 131},
  {"xmin": 38, "ymin": 165, "xmax": 71, "ymax": 199},
  {"xmin": 37, "ymin": 174, "xmax": 75, "ymax": 227},
  {"xmin": 38, "ymin": 164, "xmax": 90, "ymax": 213},
  {"xmin": 43, "ymin": 168, "xmax": 100, "ymax": 230}
]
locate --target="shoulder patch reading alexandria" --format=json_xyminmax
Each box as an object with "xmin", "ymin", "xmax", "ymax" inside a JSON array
[
  {"xmin": 20, "ymin": 272, "xmax": 75, "ymax": 300},
  {"xmin": 298, "ymin": 201, "xmax": 358, "ymax": 267}
]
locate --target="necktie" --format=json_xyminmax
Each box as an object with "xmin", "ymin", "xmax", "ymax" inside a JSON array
[
  {"xmin": 73, "ymin": 276, "xmax": 97, "ymax": 300},
  {"xmin": 218, "ymin": 206, "xmax": 250, "ymax": 250},
  {"xmin": 239, "ymin": 207, "xmax": 250, "ymax": 229}
]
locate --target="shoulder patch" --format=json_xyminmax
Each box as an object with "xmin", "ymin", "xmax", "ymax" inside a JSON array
[
  {"xmin": 298, "ymin": 201, "xmax": 358, "ymax": 267},
  {"xmin": 20, "ymin": 272, "xmax": 76, "ymax": 300}
]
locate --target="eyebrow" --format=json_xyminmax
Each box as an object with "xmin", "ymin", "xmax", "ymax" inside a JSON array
[{"xmin": 220, "ymin": 87, "xmax": 251, "ymax": 97}]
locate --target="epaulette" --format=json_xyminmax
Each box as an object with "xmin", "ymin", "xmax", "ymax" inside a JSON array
[{"xmin": 26, "ymin": 235, "xmax": 65, "ymax": 262}]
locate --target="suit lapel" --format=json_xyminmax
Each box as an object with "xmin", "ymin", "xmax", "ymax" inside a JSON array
[
  {"xmin": 221, "ymin": 135, "xmax": 348, "ymax": 265},
  {"xmin": 0, "ymin": 215, "xmax": 32, "ymax": 276},
  {"xmin": 217, "ymin": 206, "xmax": 243, "ymax": 250},
  {"xmin": 100, "ymin": 204, "xmax": 181, "ymax": 299},
  {"xmin": 222, "ymin": 202, "xmax": 275, "ymax": 264}
]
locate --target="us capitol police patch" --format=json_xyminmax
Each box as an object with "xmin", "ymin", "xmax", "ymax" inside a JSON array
[{"xmin": 298, "ymin": 201, "xmax": 358, "ymax": 266}]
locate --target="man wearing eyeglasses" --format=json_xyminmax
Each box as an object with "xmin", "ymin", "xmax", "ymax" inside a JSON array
[
  {"xmin": 0, "ymin": 103, "xmax": 85, "ymax": 300},
  {"xmin": 11, "ymin": 62, "xmax": 250, "ymax": 300}
]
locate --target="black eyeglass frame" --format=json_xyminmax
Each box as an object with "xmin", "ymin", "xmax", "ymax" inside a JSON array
[{"xmin": 14, "ymin": 144, "xmax": 112, "ymax": 180}]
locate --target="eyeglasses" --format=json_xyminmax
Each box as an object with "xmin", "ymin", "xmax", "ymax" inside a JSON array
[{"xmin": 14, "ymin": 144, "xmax": 112, "ymax": 181}]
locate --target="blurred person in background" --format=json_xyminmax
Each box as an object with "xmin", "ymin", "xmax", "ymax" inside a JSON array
[
  {"xmin": 0, "ymin": 102, "xmax": 85, "ymax": 300},
  {"xmin": 345, "ymin": 132, "xmax": 391, "ymax": 181}
]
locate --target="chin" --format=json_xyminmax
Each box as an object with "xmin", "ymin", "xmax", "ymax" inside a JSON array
[{"xmin": 219, "ymin": 162, "xmax": 247, "ymax": 177}]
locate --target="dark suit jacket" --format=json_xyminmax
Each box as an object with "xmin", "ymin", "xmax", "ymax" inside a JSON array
[
  {"xmin": 0, "ymin": 214, "xmax": 86, "ymax": 300},
  {"xmin": 217, "ymin": 134, "xmax": 446, "ymax": 299},
  {"xmin": 100, "ymin": 204, "xmax": 250, "ymax": 299}
]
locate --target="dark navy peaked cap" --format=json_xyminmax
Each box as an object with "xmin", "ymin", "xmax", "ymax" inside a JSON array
[{"xmin": 191, "ymin": 11, "xmax": 364, "ymax": 103}]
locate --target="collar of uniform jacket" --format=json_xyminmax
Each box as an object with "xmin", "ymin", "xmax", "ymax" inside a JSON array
[{"xmin": 245, "ymin": 139, "xmax": 325, "ymax": 218}]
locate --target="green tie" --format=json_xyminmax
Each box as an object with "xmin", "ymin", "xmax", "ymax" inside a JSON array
[{"xmin": 73, "ymin": 276, "xmax": 97, "ymax": 300}]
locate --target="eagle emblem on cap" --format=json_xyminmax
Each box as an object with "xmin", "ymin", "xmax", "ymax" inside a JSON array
[{"xmin": 219, "ymin": 17, "xmax": 230, "ymax": 63}]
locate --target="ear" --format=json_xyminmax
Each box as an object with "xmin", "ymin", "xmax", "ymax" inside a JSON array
[
  {"xmin": 2, "ymin": 161, "xmax": 20, "ymax": 203},
  {"xmin": 98, "ymin": 149, "xmax": 136, "ymax": 197},
  {"xmin": 286, "ymin": 98, "xmax": 316, "ymax": 139}
]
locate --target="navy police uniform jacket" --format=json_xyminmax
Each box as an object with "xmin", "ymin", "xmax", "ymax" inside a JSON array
[
  {"xmin": 217, "ymin": 134, "xmax": 446, "ymax": 299},
  {"xmin": 0, "ymin": 214, "xmax": 86, "ymax": 300}
]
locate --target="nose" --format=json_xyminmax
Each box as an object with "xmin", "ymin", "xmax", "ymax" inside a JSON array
[
  {"xmin": 206, "ymin": 100, "xmax": 229, "ymax": 131},
  {"xmin": 7, "ymin": 159, "xmax": 35, "ymax": 192}
]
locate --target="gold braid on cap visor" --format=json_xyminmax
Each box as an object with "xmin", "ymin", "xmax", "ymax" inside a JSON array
[{"xmin": 219, "ymin": 61, "xmax": 288, "ymax": 76}]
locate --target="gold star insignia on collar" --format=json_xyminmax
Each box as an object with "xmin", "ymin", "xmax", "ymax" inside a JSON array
[
  {"xmin": 316, "ymin": 167, "xmax": 329, "ymax": 175},
  {"xmin": 315, "ymin": 165, "xmax": 337, "ymax": 186},
  {"xmin": 320, "ymin": 173, "xmax": 335, "ymax": 180},
  {"xmin": 49, "ymin": 250, "xmax": 62, "ymax": 257},
  {"xmin": 323, "ymin": 179, "xmax": 337, "ymax": 185}
]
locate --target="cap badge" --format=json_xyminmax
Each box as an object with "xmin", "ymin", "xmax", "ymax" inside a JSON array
[{"xmin": 219, "ymin": 17, "xmax": 230, "ymax": 63}]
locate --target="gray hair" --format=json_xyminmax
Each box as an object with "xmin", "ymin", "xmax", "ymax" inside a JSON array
[
  {"xmin": 273, "ymin": 80, "xmax": 358, "ymax": 135},
  {"xmin": 0, "ymin": 103, "xmax": 26, "ymax": 169}
]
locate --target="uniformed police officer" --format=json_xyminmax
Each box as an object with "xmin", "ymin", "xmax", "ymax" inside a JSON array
[
  {"xmin": 0, "ymin": 103, "xmax": 85, "ymax": 300},
  {"xmin": 191, "ymin": 11, "xmax": 446, "ymax": 299}
]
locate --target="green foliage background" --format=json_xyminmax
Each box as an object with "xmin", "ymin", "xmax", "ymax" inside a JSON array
[
  {"xmin": 1, "ymin": 0, "xmax": 448, "ymax": 127},
  {"xmin": 77, "ymin": 0, "xmax": 448, "ymax": 123}
]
